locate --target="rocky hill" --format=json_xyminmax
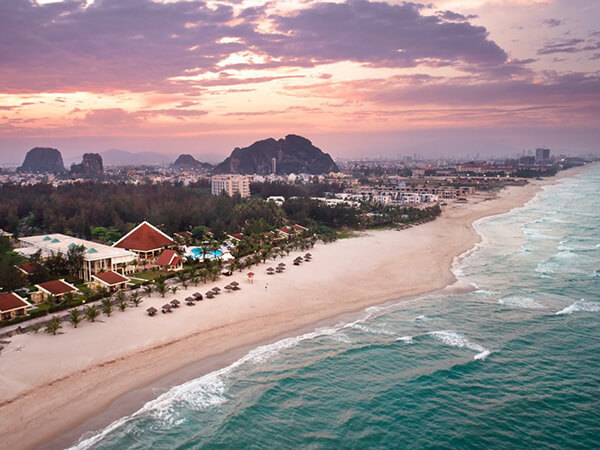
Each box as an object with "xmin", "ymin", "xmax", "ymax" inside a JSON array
[
  {"xmin": 171, "ymin": 154, "xmax": 213, "ymax": 171},
  {"xmin": 215, "ymin": 135, "xmax": 339, "ymax": 175},
  {"xmin": 70, "ymin": 153, "xmax": 104, "ymax": 177},
  {"xmin": 17, "ymin": 147, "xmax": 66, "ymax": 173}
]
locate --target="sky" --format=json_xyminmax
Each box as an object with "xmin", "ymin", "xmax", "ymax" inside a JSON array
[{"xmin": 1, "ymin": 0, "xmax": 599, "ymax": 163}]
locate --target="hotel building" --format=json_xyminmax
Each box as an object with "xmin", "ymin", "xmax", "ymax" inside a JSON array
[{"xmin": 211, "ymin": 175, "xmax": 251, "ymax": 198}]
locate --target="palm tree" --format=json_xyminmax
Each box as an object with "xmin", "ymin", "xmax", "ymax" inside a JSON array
[
  {"xmin": 130, "ymin": 290, "xmax": 143, "ymax": 307},
  {"xmin": 156, "ymin": 279, "xmax": 167, "ymax": 297},
  {"xmin": 84, "ymin": 305, "xmax": 100, "ymax": 322},
  {"xmin": 143, "ymin": 284, "xmax": 154, "ymax": 297},
  {"xmin": 45, "ymin": 316, "xmax": 62, "ymax": 335},
  {"xmin": 116, "ymin": 290, "xmax": 126, "ymax": 304},
  {"xmin": 79, "ymin": 285, "xmax": 92, "ymax": 304},
  {"xmin": 69, "ymin": 308, "xmax": 82, "ymax": 328},
  {"xmin": 45, "ymin": 294, "xmax": 56, "ymax": 308},
  {"xmin": 101, "ymin": 298, "xmax": 113, "ymax": 317},
  {"xmin": 170, "ymin": 285, "xmax": 179, "ymax": 295},
  {"xmin": 118, "ymin": 299, "xmax": 128, "ymax": 311}
]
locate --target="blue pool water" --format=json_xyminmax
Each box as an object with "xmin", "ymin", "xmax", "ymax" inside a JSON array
[
  {"xmin": 72, "ymin": 164, "xmax": 600, "ymax": 449},
  {"xmin": 188, "ymin": 247, "xmax": 223, "ymax": 259}
]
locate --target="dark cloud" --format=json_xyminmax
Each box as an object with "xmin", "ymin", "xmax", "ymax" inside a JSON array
[
  {"xmin": 542, "ymin": 18, "xmax": 562, "ymax": 28},
  {"xmin": 264, "ymin": 0, "xmax": 508, "ymax": 72},
  {"xmin": 538, "ymin": 37, "xmax": 600, "ymax": 55},
  {"xmin": 284, "ymin": 72, "xmax": 600, "ymax": 110},
  {"xmin": 0, "ymin": 0, "xmax": 245, "ymax": 92},
  {"xmin": 0, "ymin": 0, "xmax": 517, "ymax": 93}
]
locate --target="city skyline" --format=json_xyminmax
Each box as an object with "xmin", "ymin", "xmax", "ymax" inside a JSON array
[{"xmin": 1, "ymin": 0, "xmax": 599, "ymax": 161}]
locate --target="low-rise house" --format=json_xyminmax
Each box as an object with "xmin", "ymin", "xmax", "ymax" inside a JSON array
[
  {"xmin": 92, "ymin": 271, "xmax": 130, "ymax": 292},
  {"xmin": 17, "ymin": 261, "xmax": 43, "ymax": 277},
  {"xmin": 0, "ymin": 292, "xmax": 32, "ymax": 321},
  {"xmin": 113, "ymin": 221, "xmax": 174, "ymax": 260},
  {"xmin": 31, "ymin": 279, "xmax": 79, "ymax": 304},
  {"xmin": 156, "ymin": 249, "xmax": 184, "ymax": 271}
]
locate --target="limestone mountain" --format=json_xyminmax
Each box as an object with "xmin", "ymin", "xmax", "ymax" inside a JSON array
[
  {"xmin": 17, "ymin": 147, "xmax": 66, "ymax": 173},
  {"xmin": 70, "ymin": 153, "xmax": 104, "ymax": 177},
  {"xmin": 171, "ymin": 154, "xmax": 213, "ymax": 171},
  {"xmin": 215, "ymin": 135, "xmax": 339, "ymax": 175}
]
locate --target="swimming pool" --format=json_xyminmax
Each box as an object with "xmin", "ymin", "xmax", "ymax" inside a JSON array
[{"xmin": 185, "ymin": 247, "xmax": 223, "ymax": 260}]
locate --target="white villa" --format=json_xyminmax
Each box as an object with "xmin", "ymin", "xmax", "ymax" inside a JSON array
[{"xmin": 17, "ymin": 234, "xmax": 136, "ymax": 281}]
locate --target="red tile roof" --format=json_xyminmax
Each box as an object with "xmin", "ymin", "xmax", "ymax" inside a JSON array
[
  {"xmin": 230, "ymin": 233, "xmax": 244, "ymax": 241},
  {"xmin": 0, "ymin": 293, "xmax": 29, "ymax": 312},
  {"xmin": 18, "ymin": 262, "xmax": 42, "ymax": 275},
  {"xmin": 93, "ymin": 271, "xmax": 129, "ymax": 286},
  {"xmin": 156, "ymin": 249, "xmax": 182, "ymax": 267},
  {"xmin": 113, "ymin": 221, "xmax": 173, "ymax": 252},
  {"xmin": 37, "ymin": 279, "xmax": 77, "ymax": 296}
]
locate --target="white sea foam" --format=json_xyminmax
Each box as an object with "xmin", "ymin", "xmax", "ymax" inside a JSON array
[
  {"xmin": 498, "ymin": 296, "xmax": 545, "ymax": 310},
  {"xmin": 555, "ymin": 299, "xmax": 600, "ymax": 315},
  {"xmin": 69, "ymin": 322, "xmax": 354, "ymax": 450},
  {"xmin": 397, "ymin": 336, "xmax": 414, "ymax": 344},
  {"xmin": 428, "ymin": 330, "xmax": 491, "ymax": 360},
  {"xmin": 413, "ymin": 314, "xmax": 432, "ymax": 322}
]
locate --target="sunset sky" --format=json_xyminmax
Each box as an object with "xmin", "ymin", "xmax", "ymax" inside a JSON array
[{"xmin": 1, "ymin": 0, "xmax": 599, "ymax": 162}]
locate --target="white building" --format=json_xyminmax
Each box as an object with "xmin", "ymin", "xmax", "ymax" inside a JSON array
[
  {"xmin": 211, "ymin": 175, "xmax": 251, "ymax": 198},
  {"xmin": 18, "ymin": 234, "xmax": 136, "ymax": 281}
]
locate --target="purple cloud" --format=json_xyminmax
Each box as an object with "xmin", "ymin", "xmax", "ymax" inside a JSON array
[
  {"xmin": 0, "ymin": 0, "xmax": 518, "ymax": 94},
  {"xmin": 264, "ymin": 1, "xmax": 508, "ymax": 72}
]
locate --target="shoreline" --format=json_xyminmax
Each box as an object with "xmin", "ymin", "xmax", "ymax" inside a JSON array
[{"xmin": 0, "ymin": 165, "xmax": 591, "ymax": 450}]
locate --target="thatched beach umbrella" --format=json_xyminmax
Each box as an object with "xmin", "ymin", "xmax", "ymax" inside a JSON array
[
  {"xmin": 193, "ymin": 292, "xmax": 203, "ymax": 300},
  {"xmin": 305, "ymin": 253, "xmax": 312, "ymax": 257},
  {"xmin": 170, "ymin": 299, "xmax": 180, "ymax": 308},
  {"xmin": 278, "ymin": 262, "xmax": 286, "ymax": 267},
  {"xmin": 212, "ymin": 287, "xmax": 221, "ymax": 294},
  {"xmin": 162, "ymin": 304, "xmax": 172, "ymax": 313},
  {"xmin": 146, "ymin": 307, "xmax": 158, "ymax": 316},
  {"xmin": 185, "ymin": 296, "xmax": 194, "ymax": 302},
  {"xmin": 230, "ymin": 281, "xmax": 239, "ymax": 286},
  {"xmin": 205, "ymin": 291, "xmax": 214, "ymax": 298},
  {"xmin": 224, "ymin": 285, "xmax": 233, "ymax": 292}
]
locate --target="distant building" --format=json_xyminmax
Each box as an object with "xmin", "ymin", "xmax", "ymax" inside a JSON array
[
  {"xmin": 271, "ymin": 158, "xmax": 277, "ymax": 174},
  {"xmin": 18, "ymin": 233, "xmax": 136, "ymax": 281},
  {"xmin": 211, "ymin": 175, "xmax": 251, "ymax": 198},
  {"xmin": 535, "ymin": 148, "xmax": 550, "ymax": 162},
  {"xmin": 267, "ymin": 196, "xmax": 285, "ymax": 206}
]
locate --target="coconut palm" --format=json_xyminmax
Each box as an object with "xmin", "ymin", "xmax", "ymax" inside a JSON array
[
  {"xmin": 170, "ymin": 285, "xmax": 179, "ymax": 295},
  {"xmin": 118, "ymin": 299, "xmax": 128, "ymax": 311},
  {"xmin": 69, "ymin": 308, "xmax": 82, "ymax": 328},
  {"xmin": 143, "ymin": 284, "xmax": 154, "ymax": 297},
  {"xmin": 130, "ymin": 291, "xmax": 143, "ymax": 307},
  {"xmin": 45, "ymin": 316, "xmax": 62, "ymax": 335},
  {"xmin": 85, "ymin": 305, "xmax": 100, "ymax": 322},
  {"xmin": 101, "ymin": 298, "xmax": 113, "ymax": 317},
  {"xmin": 156, "ymin": 279, "xmax": 167, "ymax": 297}
]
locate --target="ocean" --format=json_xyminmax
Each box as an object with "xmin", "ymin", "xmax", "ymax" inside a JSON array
[{"xmin": 71, "ymin": 165, "xmax": 600, "ymax": 449}]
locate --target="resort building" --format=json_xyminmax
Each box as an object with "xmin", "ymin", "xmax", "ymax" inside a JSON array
[
  {"xmin": 156, "ymin": 249, "xmax": 184, "ymax": 271},
  {"xmin": 113, "ymin": 221, "xmax": 174, "ymax": 260},
  {"xmin": 18, "ymin": 234, "xmax": 136, "ymax": 281},
  {"xmin": 0, "ymin": 292, "xmax": 32, "ymax": 321},
  {"xmin": 92, "ymin": 271, "xmax": 130, "ymax": 292},
  {"xmin": 32, "ymin": 279, "xmax": 79, "ymax": 304},
  {"xmin": 211, "ymin": 175, "xmax": 251, "ymax": 198}
]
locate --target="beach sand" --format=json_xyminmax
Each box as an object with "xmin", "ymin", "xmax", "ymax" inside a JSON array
[{"xmin": 0, "ymin": 167, "xmax": 588, "ymax": 449}]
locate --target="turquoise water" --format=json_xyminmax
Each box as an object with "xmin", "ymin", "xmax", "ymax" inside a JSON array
[
  {"xmin": 188, "ymin": 248, "xmax": 223, "ymax": 259},
  {"xmin": 73, "ymin": 166, "xmax": 600, "ymax": 449}
]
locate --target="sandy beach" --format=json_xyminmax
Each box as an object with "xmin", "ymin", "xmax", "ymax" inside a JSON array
[{"xmin": 0, "ymin": 167, "xmax": 589, "ymax": 450}]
